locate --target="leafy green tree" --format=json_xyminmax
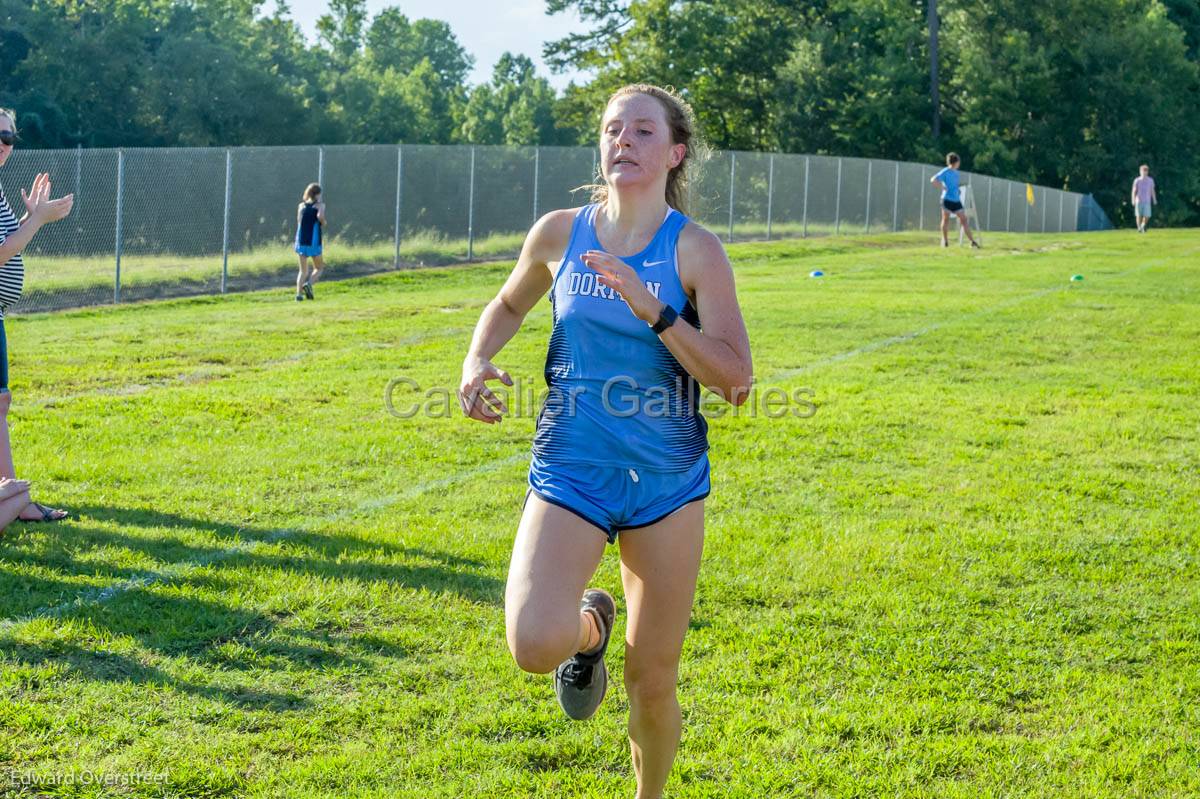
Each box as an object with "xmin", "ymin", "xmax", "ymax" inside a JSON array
[
  {"xmin": 316, "ymin": 5, "xmax": 474, "ymax": 144},
  {"xmin": 1162, "ymin": 0, "xmax": 1200, "ymax": 58},
  {"xmin": 945, "ymin": 0, "xmax": 1200, "ymax": 224},
  {"xmin": 365, "ymin": 10, "xmax": 473, "ymax": 87},
  {"xmin": 547, "ymin": 0, "xmax": 1200, "ymax": 223},
  {"xmin": 316, "ymin": 0, "xmax": 367, "ymax": 68},
  {"xmin": 548, "ymin": 0, "xmax": 803, "ymax": 150},
  {"xmin": 771, "ymin": 0, "xmax": 933, "ymax": 160},
  {"xmin": 546, "ymin": 0, "xmax": 931, "ymax": 155},
  {"xmin": 0, "ymin": 0, "xmax": 320, "ymax": 147},
  {"xmin": 462, "ymin": 53, "xmax": 567, "ymax": 145}
]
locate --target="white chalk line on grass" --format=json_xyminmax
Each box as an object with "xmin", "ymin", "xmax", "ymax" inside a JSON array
[
  {"xmin": 771, "ymin": 285, "xmax": 1064, "ymax": 379},
  {"xmin": 0, "ymin": 453, "xmax": 528, "ymax": 633},
  {"xmin": 4, "ymin": 246, "xmax": 1188, "ymax": 631},
  {"xmin": 26, "ymin": 327, "xmax": 472, "ymax": 409},
  {"xmin": 770, "ymin": 252, "xmax": 1182, "ymax": 381},
  {"xmin": 3, "ymin": 323, "xmax": 495, "ymax": 630}
]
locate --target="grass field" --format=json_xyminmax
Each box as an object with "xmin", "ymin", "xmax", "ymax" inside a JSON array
[
  {"xmin": 17, "ymin": 222, "xmax": 852, "ymax": 310},
  {"xmin": 0, "ymin": 229, "xmax": 1196, "ymax": 798}
]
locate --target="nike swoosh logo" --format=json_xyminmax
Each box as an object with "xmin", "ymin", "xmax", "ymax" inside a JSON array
[{"xmin": 643, "ymin": 259, "xmax": 669, "ymax": 267}]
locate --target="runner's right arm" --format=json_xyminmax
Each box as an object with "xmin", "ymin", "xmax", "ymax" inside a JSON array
[{"xmin": 459, "ymin": 209, "xmax": 575, "ymax": 423}]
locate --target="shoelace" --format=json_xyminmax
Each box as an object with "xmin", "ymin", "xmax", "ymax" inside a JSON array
[{"xmin": 559, "ymin": 659, "xmax": 594, "ymax": 687}]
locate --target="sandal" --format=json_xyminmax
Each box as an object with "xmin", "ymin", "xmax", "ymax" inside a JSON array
[{"xmin": 18, "ymin": 502, "xmax": 69, "ymax": 523}]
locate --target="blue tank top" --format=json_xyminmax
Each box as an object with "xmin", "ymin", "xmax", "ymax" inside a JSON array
[
  {"xmin": 532, "ymin": 203, "xmax": 708, "ymax": 472},
  {"xmin": 296, "ymin": 203, "xmax": 321, "ymax": 247}
]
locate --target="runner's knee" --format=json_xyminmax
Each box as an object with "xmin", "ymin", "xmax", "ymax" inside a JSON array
[
  {"xmin": 506, "ymin": 608, "xmax": 579, "ymax": 674},
  {"xmin": 624, "ymin": 662, "xmax": 678, "ymax": 709}
]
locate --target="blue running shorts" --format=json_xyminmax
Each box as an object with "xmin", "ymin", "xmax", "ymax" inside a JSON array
[{"xmin": 527, "ymin": 454, "xmax": 711, "ymax": 544}]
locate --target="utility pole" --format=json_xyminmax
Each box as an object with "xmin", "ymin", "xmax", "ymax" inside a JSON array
[{"xmin": 929, "ymin": 0, "xmax": 940, "ymax": 141}]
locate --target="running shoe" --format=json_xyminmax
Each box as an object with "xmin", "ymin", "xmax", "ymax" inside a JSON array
[{"xmin": 554, "ymin": 588, "xmax": 616, "ymax": 721}]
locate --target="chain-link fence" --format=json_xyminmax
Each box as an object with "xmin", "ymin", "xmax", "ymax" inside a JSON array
[{"xmin": 0, "ymin": 145, "xmax": 1113, "ymax": 314}]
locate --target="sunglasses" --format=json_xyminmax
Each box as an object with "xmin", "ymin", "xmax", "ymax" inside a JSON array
[{"xmin": 0, "ymin": 131, "xmax": 15, "ymax": 146}]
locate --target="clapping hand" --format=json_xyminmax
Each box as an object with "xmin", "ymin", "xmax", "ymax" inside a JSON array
[
  {"xmin": 21, "ymin": 173, "xmax": 74, "ymax": 226},
  {"xmin": 20, "ymin": 173, "xmax": 45, "ymax": 218}
]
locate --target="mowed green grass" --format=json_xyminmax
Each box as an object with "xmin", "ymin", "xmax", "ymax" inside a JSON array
[
  {"xmin": 21, "ymin": 222, "xmax": 831, "ymax": 297},
  {"xmin": 0, "ymin": 229, "xmax": 1196, "ymax": 798}
]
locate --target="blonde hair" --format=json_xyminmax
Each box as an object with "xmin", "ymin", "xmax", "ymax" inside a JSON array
[
  {"xmin": 588, "ymin": 84, "xmax": 707, "ymax": 215},
  {"xmin": 0, "ymin": 107, "xmax": 15, "ymax": 132},
  {"xmin": 303, "ymin": 183, "xmax": 321, "ymax": 203}
]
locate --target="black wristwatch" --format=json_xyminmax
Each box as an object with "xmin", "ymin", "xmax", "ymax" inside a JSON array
[{"xmin": 650, "ymin": 303, "xmax": 678, "ymax": 334}]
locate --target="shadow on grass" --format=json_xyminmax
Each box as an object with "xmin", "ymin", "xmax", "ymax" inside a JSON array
[
  {"xmin": 0, "ymin": 602, "xmax": 309, "ymax": 712},
  {"xmin": 0, "ymin": 503, "xmax": 503, "ymax": 709},
  {"xmin": 2, "ymin": 503, "xmax": 497, "ymax": 607}
]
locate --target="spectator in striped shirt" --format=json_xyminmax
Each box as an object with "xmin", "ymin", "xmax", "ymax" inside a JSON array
[{"xmin": 0, "ymin": 107, "xmax": 75, "ymax": 528}]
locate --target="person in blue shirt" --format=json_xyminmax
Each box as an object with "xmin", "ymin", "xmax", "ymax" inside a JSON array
[
  {"xmin": 459, "ymin": 84, "xmax": 752, "ymax": 798},
  {"xmin": 294, "ymin": 183, "xmax": 326, "ymax": 300},
  {"xmin": 931, "ymin": 153, "xmax": 980, "ymax": 248}
]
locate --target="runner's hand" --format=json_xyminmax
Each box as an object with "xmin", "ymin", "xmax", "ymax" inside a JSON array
[
  {"xmin": 580, "ymin": 249, "xmax": 662, "ymax": 323},
  {"xmin": 459, "ymin": 357, "xmax": 513, "ymax": 424}
]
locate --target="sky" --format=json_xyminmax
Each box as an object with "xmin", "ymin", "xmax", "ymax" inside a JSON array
[{"xmin": 274, "ymin": 0, "xmax": 591, "ymax": 90}]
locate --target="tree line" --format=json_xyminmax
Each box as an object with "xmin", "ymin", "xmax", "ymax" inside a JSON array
[{"xmin": 2, "ymin": 0, "xmax": 1197, "ymax": 224}]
